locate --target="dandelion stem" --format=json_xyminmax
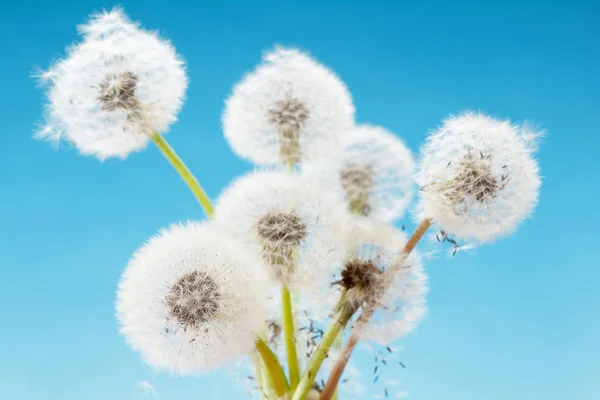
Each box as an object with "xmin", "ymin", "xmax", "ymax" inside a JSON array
[
  {"xmin": 282, "ymin": 285, "xmax": 301, "ymax": 391},
  {"xmin": 251, "ymin": 353, "xmax": 268, "ymax": 400},
  {"xmin": 331, "ymin": 330, "xmax": 342, "ymax": 400},
  {"xmin": 292, "ymin": 307, "xmax": 352, "ymax": 400},
  {"xmin": 150, "ymin": 133, "xmax": 214, "ymax": 218},
  {"xmin": 319, "ymin": 218, "xmax": 433, "ymax": 400},
  {"xmin": 255, "ymin": 337, "xmax": 290, "ymax": 398}
]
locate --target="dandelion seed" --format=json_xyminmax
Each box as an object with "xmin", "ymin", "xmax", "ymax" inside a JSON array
[
  {"xmin": 137, "ymin": 380, "xmax": 157, "ymax": 396},
  {"xmin": 447, "ymin": 243, "xmax": 478, "ymax": 257},
  {"xmin": 35, "ymin": 8, "xmax": 187, "ymax": 160}
]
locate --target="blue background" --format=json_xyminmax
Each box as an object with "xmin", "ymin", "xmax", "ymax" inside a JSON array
[{"xmin": 1, "ymin": 0, "xmax": 598, "ymax": 399}]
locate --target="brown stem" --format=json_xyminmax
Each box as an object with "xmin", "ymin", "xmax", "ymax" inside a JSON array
[{"xmin": 320, "ymin": 218, "xmax": 433, "ymax": 400}]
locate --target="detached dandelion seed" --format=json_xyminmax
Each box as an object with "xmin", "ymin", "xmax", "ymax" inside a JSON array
[{"xmin": 137, "ymin": 381, "xmax": 157, "ymax": 396}]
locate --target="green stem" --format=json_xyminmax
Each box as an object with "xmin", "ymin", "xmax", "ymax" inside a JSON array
[
  {"xmin": 255, "ymin": 337, "xmax": 290, "ymax": 398},
  {"xmin": 250, "ymin": 353, "xmax": 268, "ymax": 400},
  {"xmin": 282, "ymin": 286, "xmax": 300, "ymax": 390},
  {"xmin": 292, "ymin": 307, "xmax": 352, "ymax": 400},
  {"xmin": 150, "ymin": 133, "xmax": 214, "ymax": 218}
]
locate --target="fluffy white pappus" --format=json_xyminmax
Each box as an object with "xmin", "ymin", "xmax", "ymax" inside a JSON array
[
  {"xmin": 304, "ymin": 125, "xmax": 415, "ymax": 222},
  {"xmin": 222, "ymin": 46, "xmax": 355, "ymax": 165},
  {"xmin": 116, "ymin": 221, "xmax": 268, "ymax": 374},
  {"xmin": 345, "ymin": 219, "xmax": 428, "ymax": 344},
  {"xmin": 36, "ymin": 8, "xmax": 187, "ymax": 160},
  {"xmin": 213, "ymin": 169, "xmax": 351, "ymax": 290},
  {"xmin": 415, "ymin": 111, "xmax": 542, "ymax": 242}
]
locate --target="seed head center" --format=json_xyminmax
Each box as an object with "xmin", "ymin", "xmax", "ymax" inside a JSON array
[
  {"xmin": 166, "ymin": 271, "xmax": 221, "ymax": 328},
  {"xmin": 449, "ymin": 149, "xmax": 507, "ymax": 204},
  {"xmin": 340, "ymin": 258, "xmax": 381, "ymax": 291},
  {"xmin": 267, "ymin": 98, "xmax": 310, "ymax": 164},
  {"xmin": 98, "ymin": 71, "xmax": 140, "ymax": 112},
  {"xmin": 339, "ymin": 162, "xmax": 375, "ymax": 215},
  {"xmin": 257, "ymin": 211, "xmax": 308, "ymax": 246},
  {"xmin": 267, "ymin": 98, "xmax": 310, "ymax": 137}
]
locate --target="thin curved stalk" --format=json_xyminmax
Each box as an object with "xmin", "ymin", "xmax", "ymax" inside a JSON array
[
  {"xmin": 331, "ymin": 331, "xmax": 342, "ymax": 400},
  {"xmin": 150, "ymin": 133, "xmax": 214, "ymax": 218}
]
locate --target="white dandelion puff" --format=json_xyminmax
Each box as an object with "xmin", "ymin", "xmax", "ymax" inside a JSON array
[
  {"xmin": 416, "ymin": 111, "xmax": 542, "ymax": 242},
  {"xmin": 341, "ymin": 219, "xmax": 428, "ymax": 344},
  {"xmin": 35, "ymin": 8, "xmax": 187, "ymax": 160},
  {"xmin": 116, "ymin": 221, "xmax": 268, "ymax": 374},
  {"xmin": 213, "ymin": 169, "xmax": 351, "ymax": 290},
  {"xmin": 222, "ymin": 46, "xmax": 355, "ymax": 165},
  {"xmin": 304, "ymin": 125, "xmax": 415, "ymax": 222}
]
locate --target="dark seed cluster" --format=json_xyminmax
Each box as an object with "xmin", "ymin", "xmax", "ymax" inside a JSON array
[
  {"xmin": 339, "ymin": 162, "xmax": 375, "ymax": 216},
  {"xmin": 166, "ymin": 271, "xmax": 221, "ymax": 329},
  {"xmin": 333, "ymin": 258, "xmax": 384, "ymax": 313},
  {"xmin": 256, "ymin": 211, "xmax": 308, "ymax": 279},
  {"xmin": 257, "ymin": 211, "xmax": 308, "ymax": 246},
  {"xmin": 447, "ymin": 149, "xmax": 509, "ymax": 206},
  {"xmin": 267, "ymin": 98, "xmax": 310, "ymax": 163},
  {"xmin": 97, "ymin": 71, "xmax": 140, "ymax": 112},
  {"xmin": 339, "ymin": 259, "xmax": 381, "ymax": 292}
]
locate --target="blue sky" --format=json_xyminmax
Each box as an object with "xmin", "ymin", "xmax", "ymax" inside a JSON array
[{"xmin": 1, "ymin": 0, "xmax": 599, "ymax": 399}]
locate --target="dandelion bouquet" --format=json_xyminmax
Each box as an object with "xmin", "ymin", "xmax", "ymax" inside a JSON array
[{"xmin": 34, "ymin": 8, "xmax": 542, "ymax": 400}]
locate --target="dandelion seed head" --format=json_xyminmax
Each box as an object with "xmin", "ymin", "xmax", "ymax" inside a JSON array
[
  {"xmin": 223, "ymin": 46, "xmax": 355, "ymax": 165},
  {"xmin": 344, "ymin": 219, "xmax": 429, "ymax": 343},
  {"xmin": 116, "ymin": 221, "xmax": 268, "ymax": 374},
  {"xmin": 416, "ymin": 111, "xmax": 541, "ymax": 242},
  {"xmin": 35, "ymin": 8, "xmax": 187, "ymax": 160},
  {"xmin": 214, "ymin": 169, "xmax": 351, "ymax": 290},
  {"xmin": 303, "ymin": 125, "xmax": 415, "ymax": 222}
]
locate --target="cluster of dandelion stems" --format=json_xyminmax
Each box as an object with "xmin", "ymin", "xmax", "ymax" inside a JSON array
[{"xmin": 149, "ymin": 133, "xmax": 431, "ymax": 400}]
